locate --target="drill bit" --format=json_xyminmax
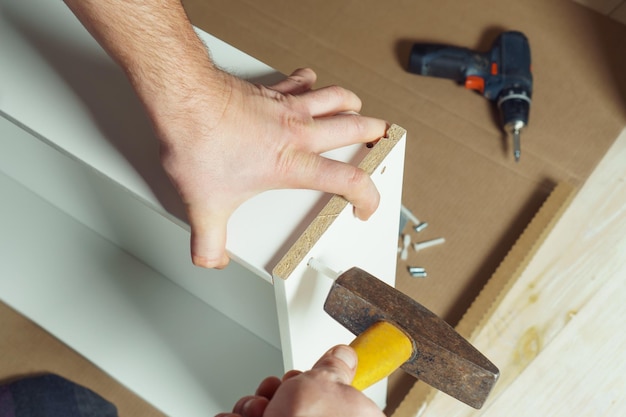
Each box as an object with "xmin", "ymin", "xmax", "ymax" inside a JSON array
[
  {"xmin": 513, "ymin": 127, "xmax": 521, "ymax": 162},
  {"xmin": 508, "ymin": 119, "xmax": 526, "ymax": 163}
]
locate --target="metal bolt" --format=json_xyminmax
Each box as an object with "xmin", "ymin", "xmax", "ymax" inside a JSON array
[
  {"xmin": 413, "ymin": 237, "xmax": 445, "ymax": 252},
  {"xmin": 399, "ymin": 234, "xmax": 411, "ymax": 261},
  {"xmin": 408, "ymin": 266, "xmax": 428, "ymax": 278},
  {"xmin": 413, "ymin": 221, "xmax": 429, "ymax": 233},
  {"xmin": 400, "ymin": 205, "xmax": 420, "ymax": 225}
]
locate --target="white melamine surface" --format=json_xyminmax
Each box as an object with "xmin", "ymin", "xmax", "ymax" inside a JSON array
[
  {"xmin": 0, "ymin": 171, "xmax": 283, "ymax": 417},
  {"xmin": 0, "ymin": 0, "xmax": 366, "ymax": 278},
  {"xmin": 273, "ymin": 132, "xmax": 407, "ymax": 410},
  {"xmin": 0, "ymin": 116, "xmax": 282, "ymax": 349},
  {"xmin": 1, "ymin": 1, "xmax": 406, "ymax": 414}
]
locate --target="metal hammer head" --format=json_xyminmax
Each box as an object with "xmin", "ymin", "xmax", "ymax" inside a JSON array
[{"xmin": 324, "ymin": 267, "xmax": 499, "ymax": 409}]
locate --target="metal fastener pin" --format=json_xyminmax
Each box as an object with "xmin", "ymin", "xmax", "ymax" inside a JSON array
[
  {"xmin": 413, "ymin": 222, "xmax": 429, "ymax": 233},
  {"xmin": 413, "ymin": 237, "xmax": 445, "ymax": 252},
  {"xmin": 408, "ymin": 266, "xmax": 428, "ymax": 278},
  {"xmin": 400, "ymin": 205, "xmax": 420, "ymax": 225},
  {"xmin": 399, "ymin": 234, "xmax": 411, "ymax": 261}
]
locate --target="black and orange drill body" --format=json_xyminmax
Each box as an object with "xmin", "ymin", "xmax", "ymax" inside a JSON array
[{"xmin": 408, "ymin": 31, "xmax": 532, "ymax": 161}]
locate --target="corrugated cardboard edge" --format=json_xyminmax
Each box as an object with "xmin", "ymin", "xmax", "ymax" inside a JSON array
[
  {"xmin": 391, "ymin": 181, "xmax": 578, "ymax": 417},
  {"xmin": 272, "ymin": 124, "xmax": 406, "ymax": 280}
]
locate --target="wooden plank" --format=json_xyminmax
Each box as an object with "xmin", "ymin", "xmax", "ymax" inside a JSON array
[
  {"xmin": 395, "ymin": 127, "xmax": 626, "ymax": 416},
  {"xmin": 480, "ymin": 274, "xmax": 626, "ymax": 416}
]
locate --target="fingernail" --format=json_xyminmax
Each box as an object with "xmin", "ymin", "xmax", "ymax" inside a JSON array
[
  {"xmin": 331, "ymin": 345, "xmax": 357, "ymax": 369},
  {"xmin": 242, "ymin": 398, "xmax": 255, "ymax": 414},
  {"xmin": 242, "ymin": 397, "xmax": 264, "ymax": 417},
  {"xmin": 191, "ymin": 253, "xmax": 229, "ymax": 269}
]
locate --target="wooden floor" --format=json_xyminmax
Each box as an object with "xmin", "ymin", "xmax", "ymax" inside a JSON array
[{"xmin": 395, "ymin": 128, "xmax": 626, "ymax": 416}]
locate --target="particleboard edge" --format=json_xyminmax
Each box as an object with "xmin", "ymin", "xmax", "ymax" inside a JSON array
[
  {"xmin": 272, "ymin": 124, "xmax": 406, "ymax": 280},
  {"xmin": 391, "ymin": 181, "xmax": 578, "ymax": 417}
]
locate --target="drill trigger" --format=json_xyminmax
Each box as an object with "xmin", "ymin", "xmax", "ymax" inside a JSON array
[{"xmin": 464, "ymin": 75, "xmax": 485, "ymax": 94}]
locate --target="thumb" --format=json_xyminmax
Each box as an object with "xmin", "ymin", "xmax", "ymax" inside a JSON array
[
  {"xmin": 186, "ymin": 205, "xmax": 231, "ymax": 269},
  {"xmin": 311, "ymin": 345, "xmax": 358, "ymax": 385}
]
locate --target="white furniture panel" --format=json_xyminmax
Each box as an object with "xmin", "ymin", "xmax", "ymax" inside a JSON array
[
  {"xmin": 0, "ymin": 0, "xmax": 406, "ymax": 415},
  {"xmin": 273, "ymin": 128, "xmax": 406, "ymax": 403},
  {"xmin": 0, "ymin": 170, "xmax": 283, "ymax": 416}
]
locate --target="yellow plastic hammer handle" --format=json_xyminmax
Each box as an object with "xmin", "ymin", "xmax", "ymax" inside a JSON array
[{"xmin": 349, "ymin": 321, "xmax": 413, "ymax": 391}]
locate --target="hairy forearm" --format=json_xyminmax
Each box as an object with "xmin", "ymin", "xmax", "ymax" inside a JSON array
[{"xmin": 63, "ymin": 0, "xmax": 224, "ymax": 122}]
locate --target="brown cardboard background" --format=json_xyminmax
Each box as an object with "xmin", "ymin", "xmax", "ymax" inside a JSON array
[{"xmin": 1, "ymin": 0, "xmax": 625, "ymax": 415}]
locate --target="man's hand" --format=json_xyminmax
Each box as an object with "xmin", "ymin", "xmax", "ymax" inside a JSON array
[
  {"xmin": 158, "ymin": 68, "xmax": 387, "ymax": 268},
  {"xmin": 63, "ymin": 0, "xmax": 387, "ymax": 269},
  {"xmin": 216, "ymin": 345, "xmax": 385, "ymax": 417}
]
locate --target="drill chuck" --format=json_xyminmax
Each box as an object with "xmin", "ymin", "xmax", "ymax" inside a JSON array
[
  {"xmin": 499, "ymin": 87, "xmax": 531, "ymax": 162},
  {"xmin": 498, "ymin": 89, "xmax": 531, "ymax": 129}
]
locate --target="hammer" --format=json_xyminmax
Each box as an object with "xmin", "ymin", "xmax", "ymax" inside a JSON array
[{"xmin": 309, "ymin": 260, "xmax": 499, "ymax": 409}]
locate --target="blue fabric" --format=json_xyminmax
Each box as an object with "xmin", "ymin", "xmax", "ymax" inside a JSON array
[
  {"xmin": 0, "ymin": 375, "xmax": 117, "ymax": 417},
  {"xmin": 0, "ymin": 385, "xmax": 16, "ymax": 417}
]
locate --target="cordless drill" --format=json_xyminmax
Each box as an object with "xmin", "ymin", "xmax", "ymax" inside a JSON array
[{"xmin": 408, "ymin": 31, "xmax": 532, "ymax": 162}]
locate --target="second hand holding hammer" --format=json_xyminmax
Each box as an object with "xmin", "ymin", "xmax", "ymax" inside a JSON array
[{"xmin": 308, "ymin": 259, "xmax": 499, "ymax": 409}]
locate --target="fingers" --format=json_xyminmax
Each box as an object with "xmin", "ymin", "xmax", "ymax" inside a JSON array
[
  {"xmin": 255, "ymin": 376, "xmax": 281, "ymax": 399},
  {"xmin": 311, "ymin": 345, "xmax": 358, "ymax": 385},
  {"xmin": 270, "ymin": 68, "xmax": 317, "ymax": 95},
  {"xmin": 298, "ymin": 85, "xmax": 363, "ymax": 117},
  {"xmin": 175, "ymin": 68, "xmax": 387, "ymax": 270},
  {"xmin": 308, "ymin": 114, "xmax": 388, "ymax": 153},
  {"xmin": 282, "ymin": 369, "xmax": 302, "ymax": 381},
  {"xmin": 272, "ymin": 68, "xmax": 365, "ymax": 118},
  {"xmin": 281, "ymin": 152, "xmax": 380, "ymax": 220},
  {"xmin": 186, "ymin": 205, "xmax": 231, "ymax": 269},
  {"xmin": 217, "ymin": 376, "xmax": 281, "ymax": 417},
  {"xmin": 324, "ymin": 161, "xmax": 381, "ymax": 220},
  {"xmin": 278, "ymin": 75, "xmax": 388, "ymax": 151},
  {"xmin": 231, "ymin": 396, "xmax": 269, "ymax": 417},
  {"xmin": 277, "ymin": 79, "xmax": 386, "ymax": 219}
]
